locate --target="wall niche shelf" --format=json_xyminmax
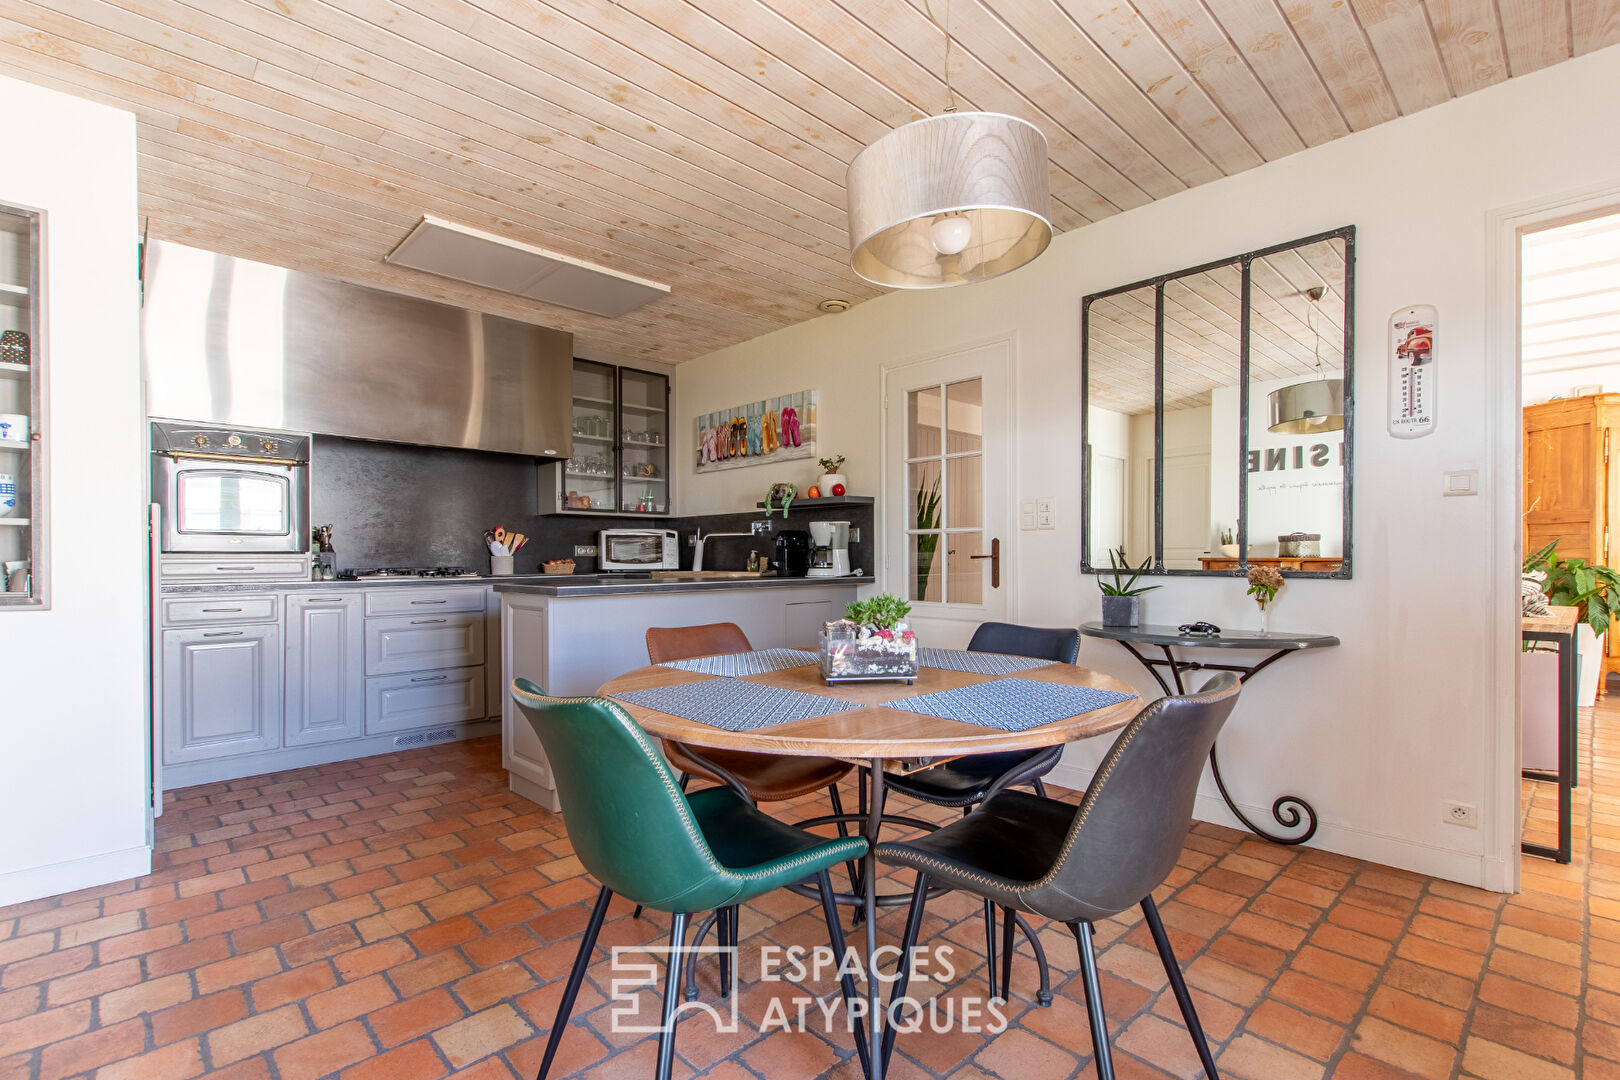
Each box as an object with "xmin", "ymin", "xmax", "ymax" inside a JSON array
[{"xmin": 0, "ymin": 200, "xmax": 43, "ymax": 606}]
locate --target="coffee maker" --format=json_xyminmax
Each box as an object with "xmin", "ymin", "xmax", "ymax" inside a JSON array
[
  {"xmin": 807, "ymin": 520, "xmax": 851, "ymax": 578},
  {"xmin": 774, "ymin": 530, "xmax": 812, "ymax": 577}
]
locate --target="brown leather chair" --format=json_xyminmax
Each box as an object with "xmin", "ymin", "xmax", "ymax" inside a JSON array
[{"xmin": 645, "ymin": 622, "xmax": 854, "ymax": 803}]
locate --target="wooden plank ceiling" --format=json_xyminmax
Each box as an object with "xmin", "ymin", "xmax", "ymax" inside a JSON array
[
  {"xmin": 3, "ymin": 0, "xmax": 1613, "ymax": 365},
  {"xmin": 1522, "ymin": 210, "xmax": 1620, "ymax": 377}
]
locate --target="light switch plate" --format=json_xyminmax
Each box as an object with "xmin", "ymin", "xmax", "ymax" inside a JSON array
[
  {"xmin": 1443, "ymin": 470, "xmax": 1478, "ymax": 497},
  {"xmin": 1019, "ymin": 499, "xmax": 1037, "ymax": 531}
]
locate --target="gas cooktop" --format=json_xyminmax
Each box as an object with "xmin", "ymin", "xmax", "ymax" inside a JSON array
[{"xmin": 338, "ymin": 566, "xmax": 480, "ymax": 581}]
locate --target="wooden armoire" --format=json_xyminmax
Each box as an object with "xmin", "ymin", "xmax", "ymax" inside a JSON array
[{"xmin": 1524, "ymin": 393, "xmax": 1620, "ymax": 679}]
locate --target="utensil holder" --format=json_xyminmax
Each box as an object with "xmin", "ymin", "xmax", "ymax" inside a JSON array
[{"xmin": 491, "ymin": 555, "xmax": 514, "ymax": 576}]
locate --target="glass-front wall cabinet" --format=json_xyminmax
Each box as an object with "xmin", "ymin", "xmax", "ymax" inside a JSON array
[
  {"xmin": 0, "ymin": 204, "xmax": 42, "ymax": 606},
  {"xmin": 545, "ymin": 359, "xmax": 669, "ymax": 515}
]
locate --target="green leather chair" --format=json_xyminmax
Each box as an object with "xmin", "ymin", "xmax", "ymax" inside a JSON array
[{"xmin": 511, "ymin": 678, "xmax": 871, "ymax": 1080}]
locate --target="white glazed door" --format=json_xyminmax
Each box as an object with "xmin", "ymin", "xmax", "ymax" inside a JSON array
[{"xmin": 884, "ymin": 340, "xmax": 1012, "ymax": 647}]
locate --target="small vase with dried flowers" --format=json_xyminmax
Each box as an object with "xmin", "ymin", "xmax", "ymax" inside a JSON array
[{"xmin": 1247, "ymin": 565, "xmax": 1284, "ymax": 632}]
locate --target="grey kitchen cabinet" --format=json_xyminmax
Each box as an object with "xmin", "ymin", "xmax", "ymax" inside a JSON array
[
  {"xmin": 284, "ymin": 594, "xmax": 365, "ymax": 747},
  {"xmin": 364, "ymin": 612, "xmax": 485, "ymax": 676},
  {"xmin": 365, "ymin": 668, "xmax": 487, "ymax": 735},
  {"xmin": 162, "ymin": 623, "xmax": 282, "ymax": 764}
]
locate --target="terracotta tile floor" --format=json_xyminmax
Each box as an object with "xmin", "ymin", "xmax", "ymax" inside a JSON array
[{"xmin": 0, "ymin": 696, "xmax": 1612, "ymax": 1080}]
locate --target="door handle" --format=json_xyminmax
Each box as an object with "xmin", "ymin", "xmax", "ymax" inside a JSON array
[
  {"xmin": 970, "ymin": 537, "xmax": 1001, "ymax": 588},
  {"xmin": 411, "ymin": 599, "xmax": 448, "ymax": 605},
  {"xmin": 202, "ymin": 630, "xmax": 243, "ymax": 638},
  {"xmin": 305, "ymin": 597, "xmax": 344, "ymax": 604},
  {"xmin": 410, "ymin": 674, "xmax": 449, "ymax": 683},
  {"xmin": 410, "ymin": 618, "xmax": 448, "ymax": 625},
  {"xmin": 201, "ymin": 607, "xmax": 243, "ymax": 613}
]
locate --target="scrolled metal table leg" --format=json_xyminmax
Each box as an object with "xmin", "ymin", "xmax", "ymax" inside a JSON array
[{"xmin": 1208, "ymin": 744, "xmax": 1318, "ymax": 845}]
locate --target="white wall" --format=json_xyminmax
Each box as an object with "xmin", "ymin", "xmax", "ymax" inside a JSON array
[
  {"xmin": 0, "ymin": 75, "xmax": 147, "ymax": 904},
  {"xmin": 675, "ymin": 46, "xmax": 1620, "ymax": 887}
]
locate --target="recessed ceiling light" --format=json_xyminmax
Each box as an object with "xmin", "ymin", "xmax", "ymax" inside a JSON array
[{"xmin": 818, "ymin": 298, "xmax": 852, "ymax": 314}]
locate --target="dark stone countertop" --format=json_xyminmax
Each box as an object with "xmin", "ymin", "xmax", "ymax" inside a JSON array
[{"xmin": 494, "ymin": 574, "xmax": 875, "ymax": 598}]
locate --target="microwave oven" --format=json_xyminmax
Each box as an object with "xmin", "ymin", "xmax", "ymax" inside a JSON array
[{"xmin": 598, "ymin": 529, "xmax": 679, "ymax": 571}]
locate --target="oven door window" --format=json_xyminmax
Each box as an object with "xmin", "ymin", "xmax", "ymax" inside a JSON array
[
  {"xmin": 606, "ymin": 535, "xmax": 663, "ymax": 564},
  {"xmin": 176, "ymin": 470, "xmax": 290, "ymax": 535}
]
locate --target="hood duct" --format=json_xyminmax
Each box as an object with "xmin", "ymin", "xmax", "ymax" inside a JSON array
[{"xmin": 141, "ymin": 240, "xmax": 574, "ymax": 458}]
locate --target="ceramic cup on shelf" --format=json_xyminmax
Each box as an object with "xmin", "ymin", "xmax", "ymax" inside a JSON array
[
  {"xmin": 0, "ymin": 414, "xmax": 26, "ymax": 444},
  {"xmin": 0, "ymin": 473, "xmax": 14, "ymax": 517}
]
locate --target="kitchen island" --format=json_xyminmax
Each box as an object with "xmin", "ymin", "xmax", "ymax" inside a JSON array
[{"xmin": 497, "ymin": 574, "xmax": 872, "ymax": 810}]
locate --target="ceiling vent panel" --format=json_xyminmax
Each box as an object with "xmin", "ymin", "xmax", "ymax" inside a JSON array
[{"xmin": 386, "ymin": 216, "xmax": 670, "ymax": 318}]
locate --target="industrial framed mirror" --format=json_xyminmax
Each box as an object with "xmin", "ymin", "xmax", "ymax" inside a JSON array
[{"xmin": 1081, "ymin": 225, "xmax": 1354, "ymax": 579}]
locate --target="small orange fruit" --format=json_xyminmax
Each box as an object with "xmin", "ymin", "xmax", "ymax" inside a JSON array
[{"xmin": 807, "ymin": 485, "xmax": 821, "ymax": 499}]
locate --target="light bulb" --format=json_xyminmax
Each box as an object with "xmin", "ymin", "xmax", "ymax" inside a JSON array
[{"xmin": 929, "ymin": 214, "xmax": 972, "ymax": 256}]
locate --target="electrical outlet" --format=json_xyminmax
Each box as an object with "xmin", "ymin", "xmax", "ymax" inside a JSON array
[
  {"xmin": 1442, "ymin": 801, "xmax": 1477, "ymax": 828},
  {"xmin": 1035, "ymin": 497, "xmax": 1055, "ymax": 529},
  {"xmin": 850, "ymin": 527, "xmax": 860, "ymax": 543},
  {"xmin": 574, "ymin": 544, "xmax": 597, "ymax": 557},
  {"xmin": 751, "ymin": 520, "xmax": 771, "ymax": 535}
]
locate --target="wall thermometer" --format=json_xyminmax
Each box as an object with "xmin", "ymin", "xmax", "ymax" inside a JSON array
[{"xmin": 1389, "ymin": 305, "xmax": 1437, "ymax": 438}]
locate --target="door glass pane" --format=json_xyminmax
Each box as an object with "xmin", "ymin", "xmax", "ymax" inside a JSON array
[
  {"xmin": 909, "ymin": 460, "xmax": 942, "ymax": 531},
  {"xmin": 177, "ymin": 472, "xmax": 288, "ymax": 533},
  {"xmin": 945, "ymin": 533, "xmax": 984, "ymax": 605},
  {"xmin": 908, "ymin": 386, "xmax": 942, "ymax": 457},
  {"xmin": 909, "ymin": 534, "xmax": 944, "ymax": 602},
  {"xmin": 946, "ymin": 456, "xmax": 982, "ymax": 529},
  {"xmin": 945, "ymin": 379, "xmax": 983, "ymax": 452}
]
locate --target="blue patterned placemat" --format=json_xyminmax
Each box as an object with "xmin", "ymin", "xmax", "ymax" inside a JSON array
[
  {"xmin": 613, "ymin": 679, "xmax": 862, "ymax": 731},
  {"xmin": 917, "ymin": 648, "xmax": 1056, "ymax": 676},
  {"xmin": 659, "ymin": 648, "xmax": 818, "ymax": 677},
  {"xmin": 887, "ymin": 678, "xmax": 1134, "ymax": 732}
]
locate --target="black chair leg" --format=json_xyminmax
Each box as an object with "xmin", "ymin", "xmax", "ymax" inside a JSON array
[
  {"xmin": 537, "ymin": 885, "xmax": 612, "ymax": 1080},
  {"xmin": 1032, "ymin": 777, "xmax": 1049, "ymax": 798},
  {"xmin": 1071, "ymin": 921, "xmax": 1116, "ymax": 1080},
  {"xmin": 682, "ymin": 909, "xmax": 722, "ymax": 1002},
  {"xmin": 827, "ymin": 781, "xmax": 862, "ymax": 896},
  {"xmin": 815, "ymin": 870, "xmax": 871, "ymax": 1078},
  {"xmin": 655, "ymin": 911, "xmax": 688, "ymax": 1080},
  {"xmin": 718, "ymin": 904, "xmax": 733, "ymax": 999},
  {"xmin": 1142, "ymin": 896, "xmax": 1220, "ymax": 1079},
  {"xmin": 982, "ymin": 899, "xmax": 1001, "ymax": 1002},
  {"xmin": 881, "ymin": 872, "xmax": 931, "ymax": 1071},
  {"xmin": 1000, "ymin": 906, "xmax": 1016, "ymax": 1001}
]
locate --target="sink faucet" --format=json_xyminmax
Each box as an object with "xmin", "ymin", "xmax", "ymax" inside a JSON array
[{"xmin": 693, "ymin": 524, "xmax": 766, "ymax": 571}]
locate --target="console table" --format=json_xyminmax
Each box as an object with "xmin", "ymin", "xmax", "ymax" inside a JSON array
[{"xmin": 1080, "ymin": 622, "xmax": 1340, "ymax": 845}]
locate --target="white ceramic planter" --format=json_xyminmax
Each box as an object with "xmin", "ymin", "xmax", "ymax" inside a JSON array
[
  {"xmin": 1579, "ymin": 623, "xmax": 1604, "ymax": 706},
  {"xmin": 819, "ymin": 472, "xmax": 848, "ymax": 494}
]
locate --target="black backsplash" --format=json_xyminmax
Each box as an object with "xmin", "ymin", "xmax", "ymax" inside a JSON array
[
  {"xmin": 311, "ymin": 435, "xmax": 876, "ymax": 576},
  {"xmin": 310, "ymin": 436, "xmax": 537, "ymax": 573}
]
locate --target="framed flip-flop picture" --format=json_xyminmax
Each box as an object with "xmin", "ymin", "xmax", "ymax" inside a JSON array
[{"xmin": 694, "ymin": 389, "xmax": 818, "ymax": 472}]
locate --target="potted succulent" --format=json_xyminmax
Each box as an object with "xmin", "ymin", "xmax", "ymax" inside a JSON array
[
  {"xmin": 818, "ymin": 454, "xmax": 848, "ymax": 496},
  {"xmin": 1524, "ymin": 539, "xmax": 1620, "ymax": 704},
  {"xmin": 820, "ymin": 593, "xmax": 918, "ymax": 683},
  {"xmin": 1098, "ymin": 548, "xmax": 1159, "ymax": 626}
]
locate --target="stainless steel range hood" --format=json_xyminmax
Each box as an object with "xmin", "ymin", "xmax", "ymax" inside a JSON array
[{"xmin": 141, "ymin": 240, "xmax": 574, "ymax": 458}]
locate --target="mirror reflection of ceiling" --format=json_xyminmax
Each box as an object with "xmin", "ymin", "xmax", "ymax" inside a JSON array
[
  {"xmin": 1521, "ymin": 212, "xmax": 1620, "ymax": 376},
  {"xmin": 1088, "ymin": 239, "xmax": 1347, "ymax": 415}
]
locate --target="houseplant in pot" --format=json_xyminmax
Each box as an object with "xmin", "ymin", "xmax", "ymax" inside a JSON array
[
  {"xmin": 818, "ymin": 454, "xmax": 848, "ymax": 496},
  {"xmin": 1524, "ymin": 539, "xmax": 1620, "ymax": 704},
  {"xmin": 1098, "ymin": 548, "xmax": 1159, "ymax": 627}
]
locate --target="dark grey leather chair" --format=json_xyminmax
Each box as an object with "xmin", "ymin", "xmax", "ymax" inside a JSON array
[
  {"xmin": 875, "ymin": 621, "xmax": 1080, "ymax": 1004},
  {"xmin": 876, "ymin": 672, "xmax": 1242, "ymax": 1080}
]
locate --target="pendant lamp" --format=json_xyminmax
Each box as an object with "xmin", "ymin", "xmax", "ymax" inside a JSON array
[
  {"xmin": 846, "ymin": 111, "xmax": 1051, "ymax": 289},
  {"xmin": 1268, "ymin": 286, "xmax": 1345, "ymax": 433}
]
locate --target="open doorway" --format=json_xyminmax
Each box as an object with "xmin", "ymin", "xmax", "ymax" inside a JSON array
[{"xmin": 1518, "ymin": 209, "xmax": 1620, "ymax": 863}]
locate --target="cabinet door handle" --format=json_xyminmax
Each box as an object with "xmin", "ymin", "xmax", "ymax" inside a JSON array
[
  {"xmin": 201, "ymin": 607, "xmax": 243, "ymax": 613},
  {"xmin": 305, "ymin": 597, "xmax": 343, "ymax": 603},
  {"xmin": 202, "ymin": 630, "xmax": 243, "ymax": 638},
  {"xmin": 410, "ymin": 618, "xmax": 447, "ymax": 625},
  {"xmin": 410, "ymin": 674, "xmax": 448, "ymax": 683},
  {"xmin": 214, "ymin": 565, "xmax": 258, "ymax": 571},
  {"xmin": 410, "ymin": 599, "xmax": 448, "ymax": 605}
]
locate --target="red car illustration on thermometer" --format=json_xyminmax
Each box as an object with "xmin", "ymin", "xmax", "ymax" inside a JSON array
[{"xmin": 1396, "ymin": 325, "xmax": 1433, "ymax": 365}]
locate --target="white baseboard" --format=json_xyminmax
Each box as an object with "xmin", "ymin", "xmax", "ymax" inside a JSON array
[
  {"xmin": 509, "ymin": 773, "xmax": 560, "ymax": 813},
  {"xmin": 1045, "ymin": 761, "xmax": 1493, "ymax": 890},
  {"xmin": 0, "ymin": 844, "xmax": 152, "ymax": 908}
]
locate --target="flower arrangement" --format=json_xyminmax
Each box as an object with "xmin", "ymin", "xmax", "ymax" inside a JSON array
[
  {"xmin": 820, "ymin": 593, "xmax": 918, "ymax": 683},
  {"xmin": 1247, "ymin": 565, "xmax": 1284, "ymax": 630}
]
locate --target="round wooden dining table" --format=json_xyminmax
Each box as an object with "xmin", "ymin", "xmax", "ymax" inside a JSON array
[{"xmin": 599, "ymin": 652, "xmax": 1141, "ymax": 1080}]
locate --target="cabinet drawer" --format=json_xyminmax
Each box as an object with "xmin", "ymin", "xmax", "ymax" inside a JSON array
[
  {"xmin": 163, "ymin": 595, "xmax": 279, "ymax": 626},
  {"xmin": 364, "ymin": 586, "xmax": 487, "ymax": 616},
  {"xmin": 365, "ymin": 613, "xmax": 485, "ymax": 675},
  {"xmin": 159, "ymin": 557, "xmax": 310, "ymax": 582},
  {"xmin": 365, "ymin": 668, "xmax": 486, "ymax": 734}
]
